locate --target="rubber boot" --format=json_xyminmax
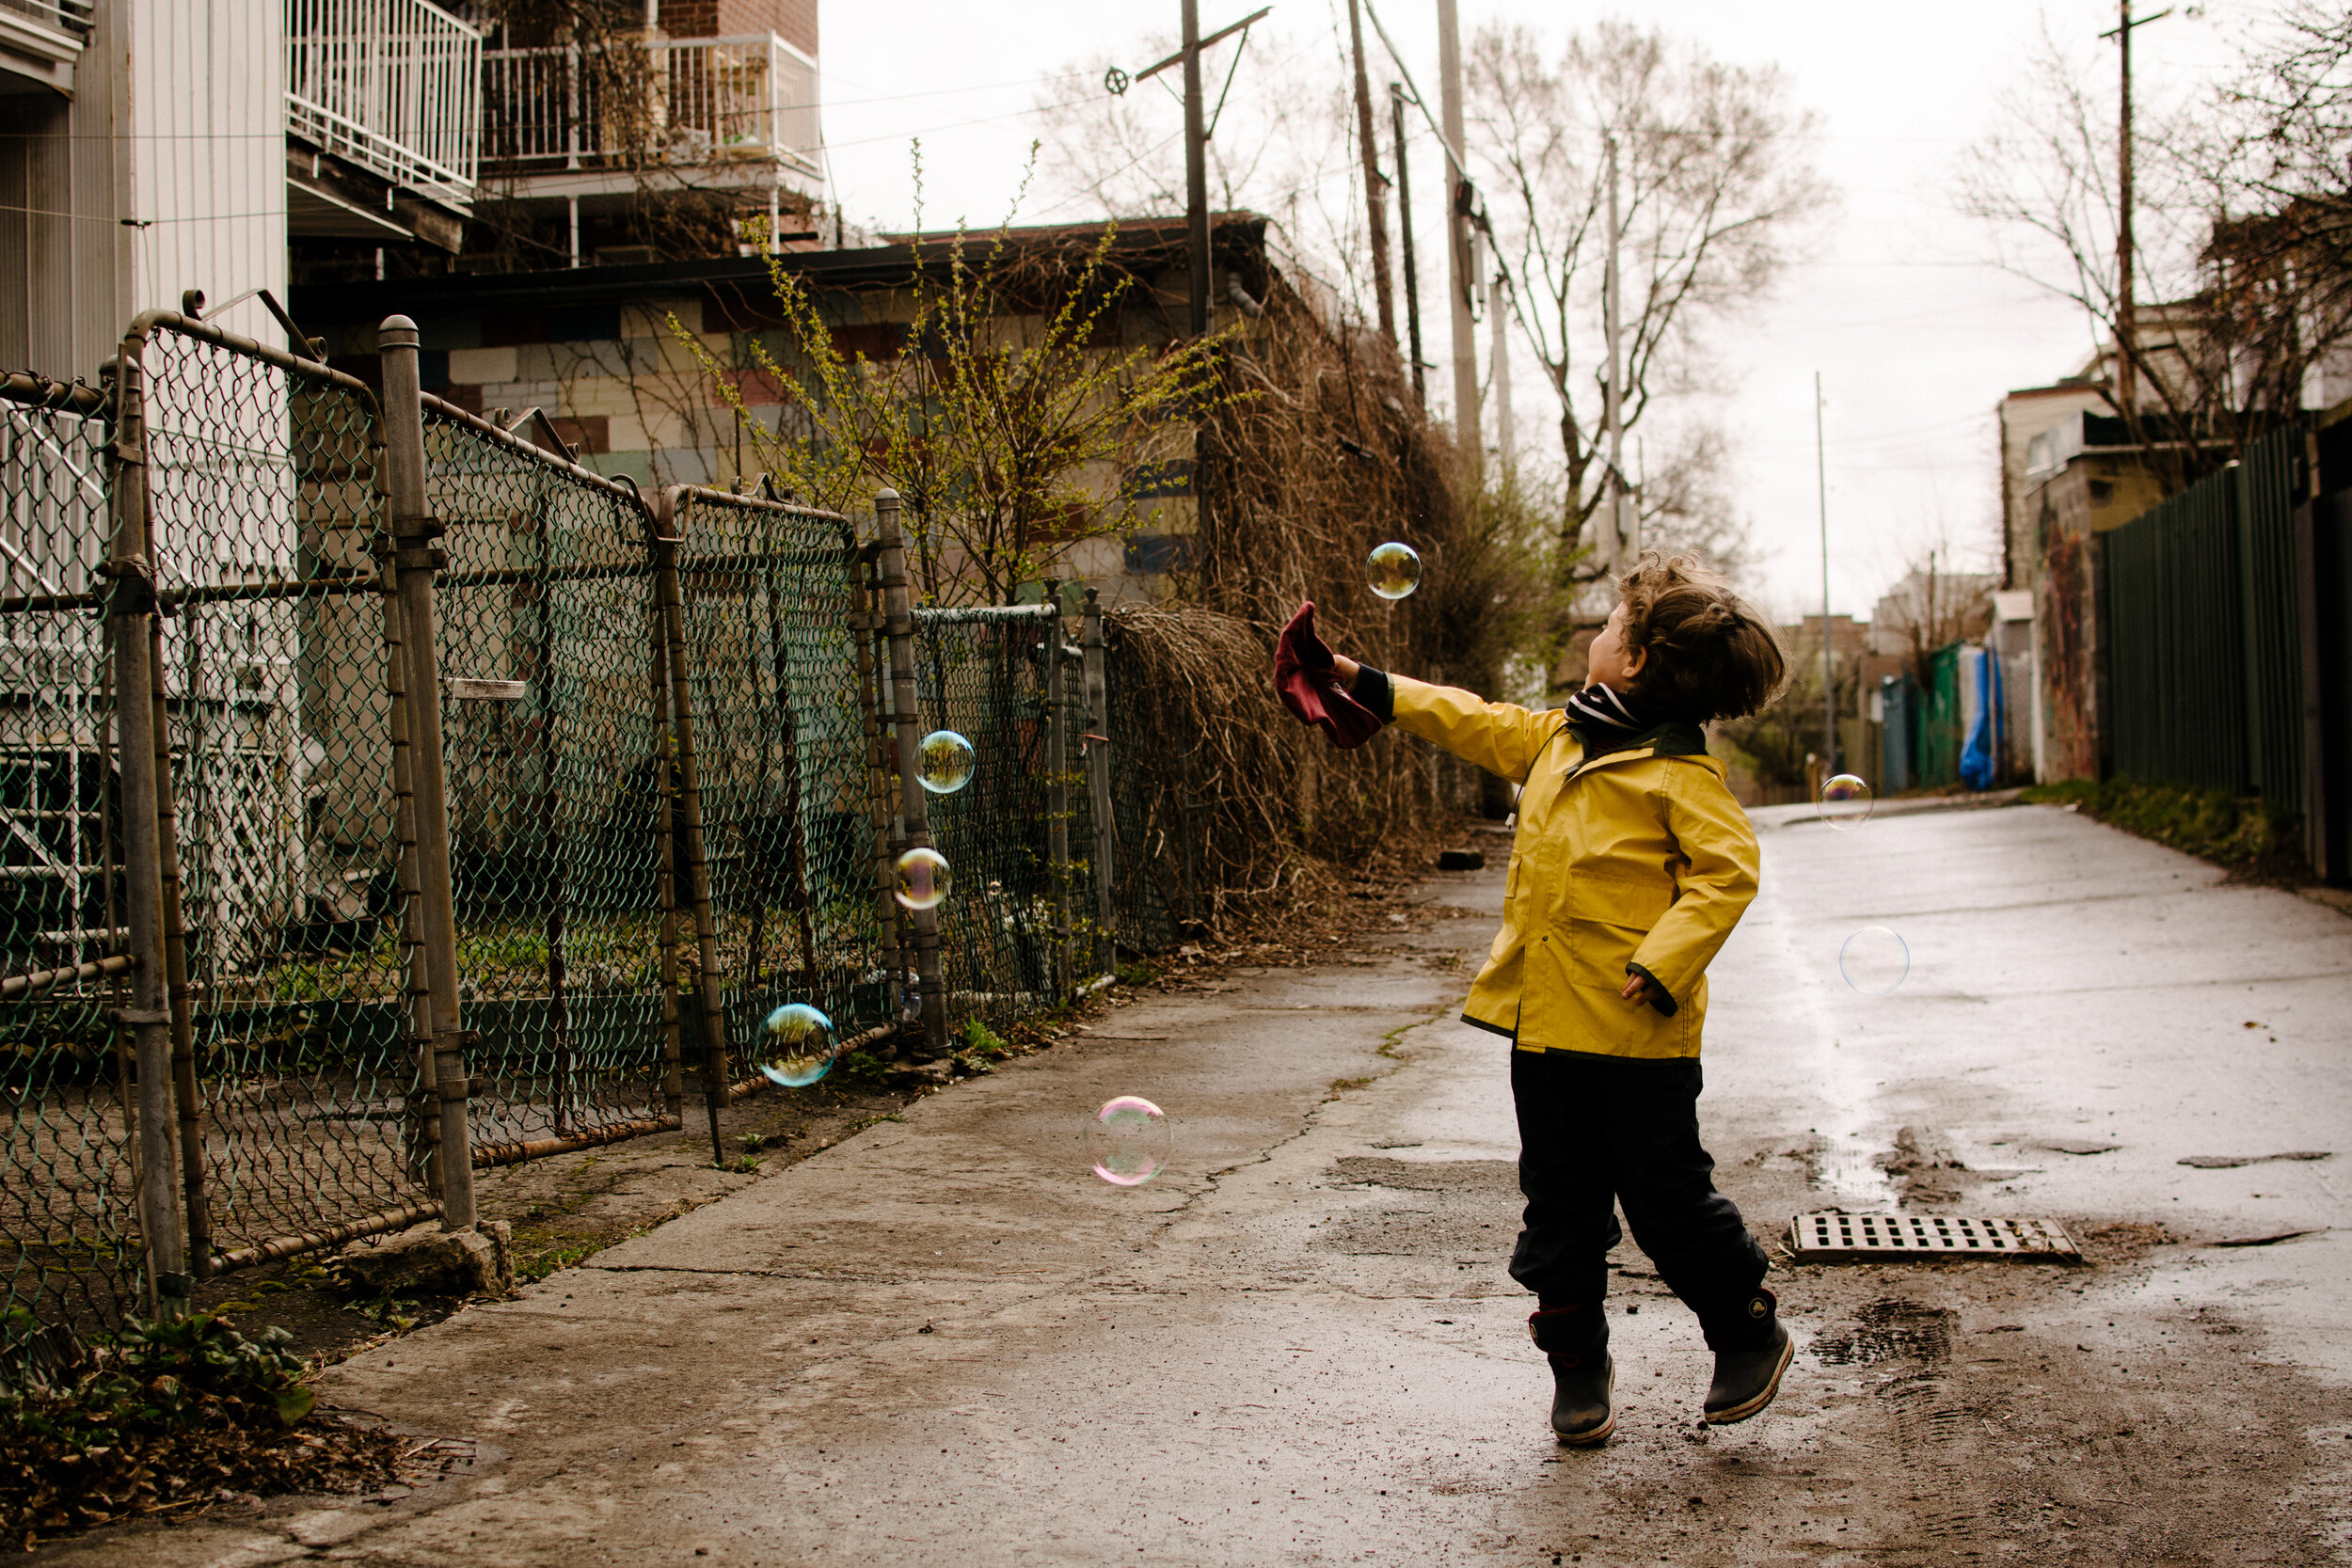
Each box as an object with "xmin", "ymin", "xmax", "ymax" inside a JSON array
[
  {"xmin": 1528, "ymin": 1306, "xmax": 1614, "ymax": 1447},
  {"xmin": 1701, "ymin": 1287, "xmax": 1793, "ymax": 1426}
]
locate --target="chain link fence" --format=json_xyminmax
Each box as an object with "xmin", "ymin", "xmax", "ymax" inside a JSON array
[
  {"xmin": 136, "ymin": 322, "xmax": 420, "ymax": 1283},
  {"xmin": 912, "ymin": 604, "xmax": 1069, "ymax": 1027},
  {"xmin": 423, "ymin": 400, "xmax": 676, "ymax": 1169},
  {"xmin": 0, "ymin": 314, "xmax": 1168, "ymax": 1362},
  {"xmin": 0, "ymin": 372, "xmax": 140, "ymax": 1356},
  {"xmin": 661, "ymin": 483, "xmax": 894, "ymax": 1098}
]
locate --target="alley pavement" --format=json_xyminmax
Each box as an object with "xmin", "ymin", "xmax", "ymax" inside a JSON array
[{"xmin": 48, "ymin": 801, "xmax": 2352, "ymax": 1566}]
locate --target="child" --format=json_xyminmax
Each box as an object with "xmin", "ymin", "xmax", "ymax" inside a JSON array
[{"xmin": 1284, "ymin": 551, "xmax": 1789, "ymax": 1447}]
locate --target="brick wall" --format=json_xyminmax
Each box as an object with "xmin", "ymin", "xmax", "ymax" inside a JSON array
[{"xmin": 659, "ymin": 0, "xmax": 816, "ymax": 52}]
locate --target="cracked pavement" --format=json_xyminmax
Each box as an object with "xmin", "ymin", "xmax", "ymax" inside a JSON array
[{"xmin": 44, "ymin": 801, "xmax": 2352, "ymax": 1565}]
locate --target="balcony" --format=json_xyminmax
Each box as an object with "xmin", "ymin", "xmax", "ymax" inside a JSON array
[
  {"xmin": 0, "ymin": 0, "xmax": 95, "ymax": 95},
  {"xmin": 285, "ymin": 0, "xmax": 482, "ymax": 230},
  {"xmin": 480, "ymin": 32, "xmax": 820, "ymax": 199}
]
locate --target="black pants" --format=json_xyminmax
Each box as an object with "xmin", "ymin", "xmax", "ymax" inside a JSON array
[{"xmin": 1508, "ymin": 1047, "xmax": 1768, "ymax": 1352}]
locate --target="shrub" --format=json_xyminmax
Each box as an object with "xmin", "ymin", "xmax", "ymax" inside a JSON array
[{"xmin": 0, "ymin": 1313, "xmax": 399, "ymax": 1550}]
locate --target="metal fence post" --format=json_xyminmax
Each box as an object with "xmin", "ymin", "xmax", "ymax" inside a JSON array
[
  {"xmin": 104, "ymin": 335, "xmax": 188, "ymax": 1317},
  {"xmin": 874, "ymin": 490, "xmax": 946, "ymax": 1057},
  {"xmin": 377, "ymin": 541, "xmax": 441, "ymax": 1191},
  {"xmin": 379, "ymin": 316, "xmax": 476, "ymax": 1232},
  {"xmin": 1043, "ymin": 584, "xmax": 1073, "ymax": 997},
  {"xmin": 850, "ymin": 547, "xmax": 902, "ymax": 1049},
  {"xmin": 650, "ymin": 599, "xmax": 684, "ymax": 1126},
  {"xmin": 148, "ymin": 615, "xmax": 210, "ymax": 1276},
  {"xmin": 1081, "ymin": 589, "xmax": 1114, "ymax": 978},
  {"xmin": 651, "ymin": 489, "xmax": 733, "ymax": 1163}
]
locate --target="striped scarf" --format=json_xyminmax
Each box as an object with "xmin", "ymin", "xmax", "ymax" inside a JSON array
[{"xmin": 1563, "ymin": 683, "xmax": 1678, "ymax": 757}]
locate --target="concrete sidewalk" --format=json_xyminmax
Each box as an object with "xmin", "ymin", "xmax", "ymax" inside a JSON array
[{"xmin": 48, "ymin": 803, "xmax": 2352, "ymax": 1566}]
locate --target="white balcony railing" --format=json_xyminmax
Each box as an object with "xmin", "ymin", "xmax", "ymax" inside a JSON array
[
  {"xmin": 286, "ymin": 0, "xmax": 483, "ymax": 204},
  {"xmin": 481, "ymin": 33, "xmax": 819, "ymax": 182},
  {"xmin": 0, "ymin": 0, "xmax": 94, "ymax": 40}
]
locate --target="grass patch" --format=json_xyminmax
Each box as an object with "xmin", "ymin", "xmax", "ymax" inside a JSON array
[
  {"xmin": 516, "ymin": 1239, "xmax": 610, "ymax": 1284},
  {"xmin": 2026, "ymin": 778, "xmax": 2302, "ymax": 875},
  {"xmin": 960, "ymin": 1017, "xmax": 1012, "ymax": 1059}
]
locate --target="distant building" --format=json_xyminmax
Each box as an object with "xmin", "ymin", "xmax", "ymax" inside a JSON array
[{"xmin": 0, "ymin": 1, "xmax": 831, "ymax": 384}]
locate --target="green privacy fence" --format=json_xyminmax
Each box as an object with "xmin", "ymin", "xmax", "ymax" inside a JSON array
[
  {"xmin": 0, "ymin": 313, "xmax": 1159, "ymax": 1360},
  {"xmin": 2098, "ymin": 420, "xmax": 2307, "ymax": 811}
]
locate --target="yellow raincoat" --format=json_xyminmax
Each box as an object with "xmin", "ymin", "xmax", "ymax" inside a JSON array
[{"xmin": 1388, "ymin": 675, "xmax": 1760, "ymax": 1059}]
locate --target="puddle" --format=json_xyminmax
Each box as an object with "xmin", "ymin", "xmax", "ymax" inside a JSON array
[{"xmin": 1748, "ymin": 881, "xmax": 1901, "ymax": 1210}]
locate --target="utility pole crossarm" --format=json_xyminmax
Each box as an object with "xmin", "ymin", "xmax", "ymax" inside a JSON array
[{"xmin": 1134, "ymin": 5, "xmax": 1271, "ymax": 84}]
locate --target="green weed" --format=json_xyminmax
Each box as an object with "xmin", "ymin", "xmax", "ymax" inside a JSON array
[{"xmin": 2025, "ymin": 778, "xmax": 2300, "ymax": 871}]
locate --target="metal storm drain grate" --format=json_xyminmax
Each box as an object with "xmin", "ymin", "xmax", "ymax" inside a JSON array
[{"xmin": 1790, "ymin": 1212, "xmax": 2079, "ymax": 1262}]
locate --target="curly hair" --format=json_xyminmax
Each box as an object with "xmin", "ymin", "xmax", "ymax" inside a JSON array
[{"xmin": 1616, "ymin": 551, "xmax": 1788, "ymax": 722}]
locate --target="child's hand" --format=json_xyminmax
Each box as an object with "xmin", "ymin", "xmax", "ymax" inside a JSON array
[
  {"xmin": 1330, "ymin": 653, "xmax": 1360, "ymax": 684},
  {"xmin": 1620, "ymin": 971, "xmax": 1665, "ymax": 1007}
]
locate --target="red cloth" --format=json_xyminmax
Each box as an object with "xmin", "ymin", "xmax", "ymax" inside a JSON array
[{"xmin": 1274, "ymin": 602, "xmax": 1382, "ymax": 751}]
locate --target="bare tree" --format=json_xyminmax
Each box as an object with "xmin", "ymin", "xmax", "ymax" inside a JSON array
[
  {"xmin": 1875, "ymin": 550, "xmax": 1994, "ymax": 689},
  {"xmin": 1466, "ymin": 21, "xmax": 1832, "ymax": 578},
  {"xmin": 1025, "ymin": 28, "xmax": 1376, "ymax": 316},
  {"xmin": 1959, "ymin": 20, "xmax": 2352, "ymax": 483},
  {"xmin": 675, "ymin": 194, "xmax": 1230, "ymax": 605}
]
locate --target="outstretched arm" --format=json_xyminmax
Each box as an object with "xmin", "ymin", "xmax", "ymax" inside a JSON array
[{"xmin": 1331, "ymin": 656, "xmax": 1565, "ymax": 782}]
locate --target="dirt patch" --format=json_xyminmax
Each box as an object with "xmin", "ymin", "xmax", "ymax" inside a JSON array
[{"xmin": 1810, "ymin": 1296, "xmax": 1957, "ymax": 1365}]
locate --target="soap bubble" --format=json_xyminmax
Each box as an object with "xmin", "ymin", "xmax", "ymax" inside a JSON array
[
  {"xmin": 1366, "ymin": 541, "xmax": 1422, "ymax": 601},
  {"xmin": 1087, "ymin": 1096, "xmax": 1171, "ymax": 1187},
  {"xmin": 755, "ymin": 1003, "xmax": 836, "ymax": 1087},
  {"xmin": 1839, "ymin": 927, "xmax": 1910, "ymax": 994},
  {"xmin": 894, "ymin": 847, "xmax": 951, "ymax": 911},
  {"xmin": 1818, "ymin": 773, "xmax": 1874, "ymax": 830},
  {"xmin": 917, "ymin": 730, "xmax": 976, "ymax": 795}
]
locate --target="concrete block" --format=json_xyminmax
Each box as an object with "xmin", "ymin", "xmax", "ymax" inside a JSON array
[
  {"xmin": 339, "ymin": 1219, "xmax": 513, "ymax": 1298},
  {"xmin": 445, "ymin": 346, "xmax": 516, "ymax": 385}
]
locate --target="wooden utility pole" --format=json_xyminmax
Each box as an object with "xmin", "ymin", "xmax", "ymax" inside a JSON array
[
  {"xmin": 2103, "ymin": 4, "xmax": 2170, "ymax": 415},
  {"xmin": 1181, "ymin": 0, "xmax": 1212, "ymax": 337},
  {"xmin": 1601, "ymin": 135, "xmax": 1625, "ymax": 575},
  {"xmin": 1391, "ymin": 83, "xmax": 1425, "ymax": 405},
  {"xmin": 1816, "ymin": 370, "xmax": 1836, "ymax": 776},
  {"xmin": 2116, "ymin": 0, "xmax": 2137, "ymax": 414},
  {"xmin": 1487, "ymin": 248, "xmax": 1514, "ymax": 473},
  {"xmin": 1346, "ymin": 0, "xmax": 1395, "ymax": 344},
  {"xmin": 1436, "ymin": 0, "xmax": 1478, "ymax": 459}
]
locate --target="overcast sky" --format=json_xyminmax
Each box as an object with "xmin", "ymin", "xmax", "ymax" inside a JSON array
[{"xmin": 817, "ymin": 1, "xmax": 2247, "ymax": 622}]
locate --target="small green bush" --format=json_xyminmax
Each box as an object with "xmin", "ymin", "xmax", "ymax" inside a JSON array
[
  {"xmin": 2025, "ymin": 778, "xmax": 2298, "ymax": 869},
  {"xmin": 1, "ymin": 1311, "xmax": 398, "ymax": 1549},
  {"xmin": 960, "ymin": 1017, "xmax": 1010, "ymax": 1059}
]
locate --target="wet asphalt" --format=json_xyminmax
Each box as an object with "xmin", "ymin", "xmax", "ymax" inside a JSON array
[{"xmin": 47, "ymin": 800, "xmax": 2352, "ymax": 1566}]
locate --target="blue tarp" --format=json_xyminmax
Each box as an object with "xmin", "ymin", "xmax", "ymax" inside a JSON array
[{"xmin": 1960, "ymin": 644, "xmax": 2002, "ymax": 790}]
